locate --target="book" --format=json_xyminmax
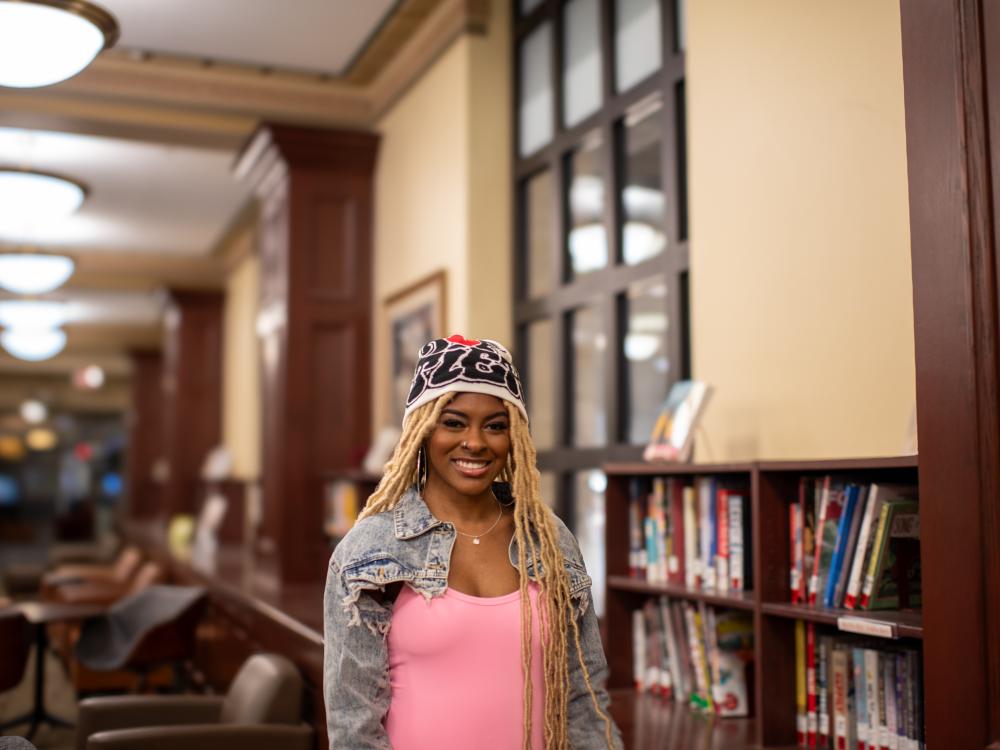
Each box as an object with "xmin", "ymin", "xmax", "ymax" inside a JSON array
[
  {"xmin": 833, "ymin": 484, "xmax": 869, "ymax": 607},
  {"xmin": 853, "ymin": 648, "xmax": 869, "ymax": 750},
  {"xmin": 824, "ymin": 483, "xmax": 863, "ymax": 608},
  {"xmin": 807, "ymin": 623, "xmax": 818, "ymax": 747},
  {"xmin": 809, "ymin": 477, "xmax": 846, "ymax": 606},
  {"xmin": 628, "ymin": 480, "xmax": 645, "ymax": 578},
  {"xmin": 818, "ymin": 635, "xmax": 831, "ymax": 748},
  {"xmin": 683, "ymin": 485, "xmax": 699, "ymax": 589},
  {"xmin": 668, "ymin": 478, "xmax": 686, "ymax": 584},
  {"xmin": 632, "ymin": 608, "xmax": 646, "ymax": 692},
  {"xmin": 643, "ymin": 380, "xmax": 713, "ymax": 462},
  {"xmin": 864, "ymin": 649, "xmax": 881, "ymax": 750},
  {"xmin": 844, "ymin": 484, "xmax": 917, "ymax": 609},
  {"xmin": 861, "ymin": 500, "xmax": 920, "ymax": 610},
  {"xmin": 796, "ymin": 620, "xmax": 808, "ymax": 745},
  {"xmin": 713, "ymin": 609, "xmax": 753, "ymax": 717},
  {"xmin": 791, "ymin": 495, "xmax": 805, "ymax": 604},
  {"xmin": 728, "ymin": 492, "xmax": 748, "ymax": 591},
  {"xmin": 716, "ymin": 487, "xmax": 730, "ymax": 593},
  {"xmin": 698, "ymin": 477, "xmax": 717, "ymax": 589},
  {"xmin": 832, "ymin": 647, "xmax": 855, "ymax": 750}
]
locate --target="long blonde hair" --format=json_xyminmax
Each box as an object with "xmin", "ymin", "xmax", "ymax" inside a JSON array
[{"xmin": 359, "ymin": 393, "xmax": 615, "ymax": 749}]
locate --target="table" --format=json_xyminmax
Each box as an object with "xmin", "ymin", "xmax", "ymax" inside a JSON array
[{"xmin": 0, "ymin": 602, "xmax": 104, "ymax": 741}]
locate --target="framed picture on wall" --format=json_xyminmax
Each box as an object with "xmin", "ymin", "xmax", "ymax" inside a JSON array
[{"xmin": 384, "ymin": 270, "xmax": 447, "ymax": 425}]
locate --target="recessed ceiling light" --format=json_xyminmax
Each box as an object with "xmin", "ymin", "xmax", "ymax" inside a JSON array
[
  {"xmin": 0, "ymin": 252, "xmax": 75, "ymax": 294},
  {"xmin": 0, "ymin": 0, "xmax": 119, "ymax": 88}
]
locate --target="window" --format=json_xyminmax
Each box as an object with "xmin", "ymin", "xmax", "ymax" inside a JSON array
[{"xmin": 513, "ymin": 0, "xmax": 687, "ymax": 614}]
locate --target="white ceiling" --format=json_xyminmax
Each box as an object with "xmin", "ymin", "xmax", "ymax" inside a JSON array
[
  {"xmin": 0, "ymin": 126, "xmax": 250, "ymax": 253},
  {"xmin": 101, "ymin": 0, "xmax": 398, "ymax": 76}
]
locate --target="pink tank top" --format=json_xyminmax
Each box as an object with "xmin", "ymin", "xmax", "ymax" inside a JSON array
[{"xmin": 385, "ymin": 583, "xmax": 545, "ymax": 749}]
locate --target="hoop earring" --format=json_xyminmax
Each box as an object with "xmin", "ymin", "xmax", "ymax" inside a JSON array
[{"xmin": 417, "ymin": 445, "xmax": 428, "ymax": 490}]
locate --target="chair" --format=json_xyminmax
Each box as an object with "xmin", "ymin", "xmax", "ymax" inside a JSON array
[
  {"xmin": 0, "ymin": 607, "xmax": 31, "ymax": 694},
  {"xmin": 75, "ymin": 654, "xmax": 312, "ymax": 750},
  {"xmin": 4, "ymin": 545, "xmax": 137, "ymax": 599},
  {"xmin": 49, "ymin": 561, "xmax": 163, "ymax": 607},
  {"xmin": 41, "ymin": 549, "xmax": 145, "ymax": 602},
  {"xmin": 74, "ymin": 585, "xmax": 207, "ymax": 690}
]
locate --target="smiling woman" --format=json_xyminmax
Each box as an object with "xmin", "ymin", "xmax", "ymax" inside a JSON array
[{"xmin": 323, "ymin": 335, "xmax": 623, "ymax": 750}]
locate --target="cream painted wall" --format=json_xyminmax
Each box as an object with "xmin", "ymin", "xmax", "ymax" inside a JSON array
[
  {"xmin": 372, "ymin": 1, "xmax": 511, "ymax": 430},
  {"xmin": 687, "ymin": 1, "xmax": 916, "ymax": 460},
  {"xmin": 221, "ymin": 227, "xmax": 261, "ymax": 479}
]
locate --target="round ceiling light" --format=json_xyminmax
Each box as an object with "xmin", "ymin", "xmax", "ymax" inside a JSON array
[
  {"xmin": 1, "ymin": 326, "xmax": 66, "ymax": 361},
  {"xmin": 0, "ymin": 299, "xmax": 69, "ymax": 329},
  {"xmin": 0, "ymin": 252, "xmax": 75, "ymax": 294},
  {"xmin": 0, "ymin": 170, "xmax": 86, "ymax": 227},
  {"xmin": 0, "ymin": 0, "xmax": 119, "ymax": 88}
]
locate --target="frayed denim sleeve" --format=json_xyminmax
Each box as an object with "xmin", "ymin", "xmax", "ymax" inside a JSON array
[{"xmin": 323, "ymin": 558, "xmax": 392, "ymax": 749}]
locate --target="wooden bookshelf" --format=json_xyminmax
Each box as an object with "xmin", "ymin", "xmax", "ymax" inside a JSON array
[{"xmin": 603, "ymin": 457, "xmax": 922, "ymax": 749}]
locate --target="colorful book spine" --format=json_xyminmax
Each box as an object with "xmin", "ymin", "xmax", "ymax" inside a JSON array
[
  {"xmin": 860, "ymin": 502, "xmax": 895, "ymax": 610},
  {"xmin": 844, "ymin": 483, "xmax": 888, "ymax": 609},
  {"xmin": 683, "ymin": 485, "xmax": 699, "ymax": 589},
  {"xmin": 716, "ymin": 488, "xmax": 730, "ymax": 593},
  {"xmin": 632, "ymin": 608, "xmax": 646, "ymax": 692},
  {"xmin": 628, "ymin": 484, "xmax": 644, "ymax": 578},
  {"xmin": 668, "ymin": 479, "xmax": 685, "ymax": 584},
  {"xmin": 818, "ymin": 635, "xmax": 831, "ymax": 748},
  {"xmin": 824, "ymin": 483, "xmax": 860, "ymax": 608},
  {"xmin": 853, "ymin": 648, "xmax": 869, "ymax": 750},
  {"xmin": 796, "ymin": 620, "xmax": 808, "ymax": 746},
  {"xmin": 832, "ymin": 647, "xmax": 852, "ymax": 750},
  {"xmin": 807, "ymin": 623, "xmax": 818, "ymax": 747},
  {"xmin": 791, "ymin": 498, "xmax": 805, "ymax": 604},
  {"xmin": 811, "ymin": 478, "xmax": 846, "ymax": 606},
  {"xmin": 729, "ymin": 492, "xmax": 745, "ymax": 591}
]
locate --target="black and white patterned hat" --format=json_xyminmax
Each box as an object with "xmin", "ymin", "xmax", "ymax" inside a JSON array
[{"xmin": 403, "ymin": 334, "xmax": 528, "ymax": 422}]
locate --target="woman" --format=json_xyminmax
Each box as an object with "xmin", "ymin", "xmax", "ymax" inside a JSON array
[{"xmin": 324, "ymin": 335, "xmax": 622, "ymax": 749}]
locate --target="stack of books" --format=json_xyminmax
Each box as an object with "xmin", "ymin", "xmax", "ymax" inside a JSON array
[
  {"xmin": 789, "ymin": 477, "xmax": 919, "ymax": 610},
  {"xmin": 632, "ymin": 596, "xmax": 754, "ymax": 717},
  {"xmin": 794, "ymin": 621, "xmax": 924, "ymax": 750},
  {"xmin": 628, "ymin": 477, "xmax": 752, "ymax": 592}
]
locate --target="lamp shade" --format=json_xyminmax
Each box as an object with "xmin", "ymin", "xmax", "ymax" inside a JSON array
[
  {"xmin": 0, "ymin": 170, "xmax": 86, "ymax": 227},
  {"xmin": 0, "ymin": 253, "xmax": 74, "ymax": 294},
  {"xmin": 1, "ymin": 326, "xmax": 66, "ymax": 361},
  {"xmin": 0, "ymin": 0, "xmax": 119, "ymax": 88}
]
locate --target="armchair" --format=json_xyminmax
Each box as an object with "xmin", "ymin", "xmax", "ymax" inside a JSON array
[{"xmin": 76, "ymin": 654, "xmax": 311, "ymax": 750}]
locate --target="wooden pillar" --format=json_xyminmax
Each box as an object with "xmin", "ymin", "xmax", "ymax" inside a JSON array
[
  {"xmin": 235, "ymin": 124, "xmax": 378, "ymax": 583},
  {"xmin": 125, "ymin": 349, "xmax": 163, "ymax": 519},
  {"xmin": 900, "ymin": 1, "xmax": 1000, "ymax": 747},
  {"xmin": 160, "ymin": 290, "xmax": 224, "ymax": 520}
]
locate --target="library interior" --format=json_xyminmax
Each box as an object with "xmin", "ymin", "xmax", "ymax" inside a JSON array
[{"xmin": 0, "ymin": 1, "xmax": 997, "ymax": 749}]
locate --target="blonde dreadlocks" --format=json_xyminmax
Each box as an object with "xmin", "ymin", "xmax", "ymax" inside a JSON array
[{"xmin": 360, "ymin": 393, "xmax": 616, "ymax": 750}]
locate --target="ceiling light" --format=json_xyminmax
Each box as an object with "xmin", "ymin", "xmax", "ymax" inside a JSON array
[
  {"xmin": 73, "ymin": 363, "xmax": 104, "ymax": 389},
  {"xmin": 0, "ymin": 300, "xmax": 69, "ymax": 329},
  {"xmin": 20, "ymin": 398, "xmax": 46, "ymax": 423},
  {"xmin": 25, "ymin": 427, "xmax": 57, "ymax": 451},
  {"xmin": 0, "ymin": 252, "xmax": 74, "ymax": 294},
  {"xmin": 0, "ymin": 0, "xmax": 119, "ymax": 88},
  {"xmin": 1, "ymin": 327, "xmax": 66, "ymax": 361},
  {"xmin": 0, "ymin": 170, "xmax": 86, "ymax": 227}
]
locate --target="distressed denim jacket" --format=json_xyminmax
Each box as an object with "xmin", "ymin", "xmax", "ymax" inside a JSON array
[{"xmin": 323, "ymin": 486, "xmax": 623, "ymax": 749}]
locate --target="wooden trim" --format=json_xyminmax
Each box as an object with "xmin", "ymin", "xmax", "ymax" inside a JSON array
[{"xmin": 900, "ymin": 0, "xmax": 1000, "ymax": 746}]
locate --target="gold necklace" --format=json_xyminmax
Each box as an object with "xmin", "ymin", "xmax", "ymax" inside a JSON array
[{"xmin": 453, "ymin": 494, "xmax": 503, "ymax": 545}]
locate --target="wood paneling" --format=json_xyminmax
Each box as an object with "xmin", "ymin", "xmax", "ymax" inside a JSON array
[
  {"xmin": 900, "ymin": 1, "xmax": 1000, "ymax": 748},
  {"xmin": 160, "ymin": 290, "xmax": 224, "ymax": 519},
  {"xmin": 235, "ymin": 124, "xmax": 378, "ymax": 584},
  {"xmin": 125, "ymin": 349, "xmax": 163, "ymax": 519}
]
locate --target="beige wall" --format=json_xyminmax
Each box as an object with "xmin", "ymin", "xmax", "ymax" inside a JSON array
[
  {"xmin": 687, "ymin": 0, "xmax": 916, "ymax": 460},
  {"xmin": 221, "ymin": 225, "xmax": 261, "ymax": 479},
  {"xmin": 372, "ymin": 1, "xmax": 511, "ymax": 430}
]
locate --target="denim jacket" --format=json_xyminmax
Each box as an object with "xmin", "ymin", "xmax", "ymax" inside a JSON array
[{"xmin": 323, "ymin": 486, "xmax": 623, "ymax": 749}]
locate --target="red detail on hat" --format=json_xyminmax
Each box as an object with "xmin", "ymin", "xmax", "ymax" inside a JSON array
[{"xmin": 446, "ymin": 334, "xmax": 481, "ymax": 346}]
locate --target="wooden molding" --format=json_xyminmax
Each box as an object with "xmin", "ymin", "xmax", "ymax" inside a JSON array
[
  {"xmin": 0, "ymin": 0, "xmax": 492, "ymax": 147},
  {"xmin": 368, "ymin": 0, "xmax": 491, "ymax": 119}
]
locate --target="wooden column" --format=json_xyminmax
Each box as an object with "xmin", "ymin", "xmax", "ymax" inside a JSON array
[
  {"xmin": 125, "ymin": 349, "xmax": 163, "ymax": 519},
  {"xmin": 235, "ymin": 124, "xmax": 378, "ymax": 583},
  {"xmin": 900, "ymin": 1, "xmax": 1000, "ymax": 747},
  {"xmin": 160, "ymin": 290, "xmax": 224, "ymax": 520}
]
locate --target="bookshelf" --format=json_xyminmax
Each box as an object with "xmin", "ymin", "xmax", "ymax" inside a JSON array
[{"xmin": 604, "ymin": 456, "xmax": 921, "ymax": 748}]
